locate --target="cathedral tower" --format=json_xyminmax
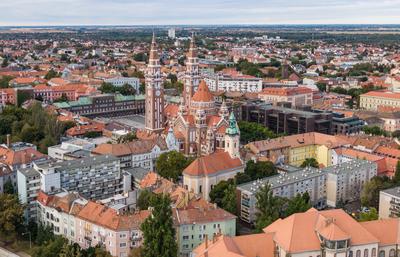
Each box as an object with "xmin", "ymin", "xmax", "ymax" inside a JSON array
[
  {"xmin": 145, "ymin": 33, "xmax": 164, "ymax": 132},
  {"xmin": 183, "ymin": 33, "xmax": 200, "ymax": 110},
  {"xmin": 225, "ymin": 112, "xmax": 240, "ymax": 159}
]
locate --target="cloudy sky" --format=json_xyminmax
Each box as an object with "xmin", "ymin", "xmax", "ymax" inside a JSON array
[{"xmin": 1, "ymin": 0, "xmax": 400, "ymax": 26}]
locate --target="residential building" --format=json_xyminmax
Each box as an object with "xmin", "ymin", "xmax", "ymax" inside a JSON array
[
  {"xmin": 246, "ymin": 132, "xmax": 350, "ymax": 167},
  {"xmin": 173, "ymin": 202, "xmax": 236, "ymax": 257},
  {"xmin": 36, "ymin": 191, "xmax": 150, "ymax": 257},
  {"xmin": 54, "ymin": 94, "xmax": 145, "ymax": 118},
  {"xmin": 258, "ymin": 87, "xmax": 313, "ymax": 107},
  {"xmin": 33, "ymin": 83, "xmax": 98, "ymax": 102},
  {"xmin": 204, "ymin": 71, "xmax": 262, "ymax": 93},
  {"xmin": 194, "ymin": 208, "xmax": 400, "ymax": 257},
  {"xmin": 379, "ymin": 186, "xmax": 400, "ymax": 219},
  {"xmin": 104, "ymin": 77, "xmax": 140, "ymax": 93},
  {"xmin": 92, "ymin": 136, "xmax": 171, "ymax": 171},
  {"xmin": 18, "ymin": 155, "xmax": 123, "ymax": 221},
  {"xmin": 0, "ymin": 88, "xmax": 16, "ymax": 106},
  {"xmin": 48, "ymin": 138, "xmax": 95, "ymax": 160},
  {"xmin": 0, "ymin": 163, "xmax": 14, "ymax": 193},
  {"xmin": 237, "ymin": 159, "xmax": 377, "ymax": 223},
  {"xmin": 360, "ymin": 91, "xmax": 400, "ymax": 111}
]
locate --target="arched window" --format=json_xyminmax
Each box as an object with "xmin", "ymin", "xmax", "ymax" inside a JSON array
[
  {"xmin": 364, "ymin": 249, "xmax": 369, "ymax": 257},
  {"xmin": 379, "ymin": 250, "xmax": 385, "ymax": 257},
  {"xmin": 357, "ymin": 250, "xmax": 361, "ymax": 257},
  {"xmin": 372, "ymin": 249, "xmax": 376, "ymax": 257},
  {"xmin": 348, "ymin": 251, "xmax": 353, "ymax": 257},
  {"xmin": 389, "ymin": 249, "xmax": 395, "ymax": 257}
]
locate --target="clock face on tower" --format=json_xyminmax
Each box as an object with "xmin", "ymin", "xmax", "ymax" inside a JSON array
[{"xmin": 156, "ymin": 90, "xmax": 161, "ymax": 97}]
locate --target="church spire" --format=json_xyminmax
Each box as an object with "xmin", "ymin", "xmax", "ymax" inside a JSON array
[
  {"xmin": 149, "ymin": 32, "xmax": 159, "ymax": 60},
  {"xmin": 187, "ymin": 32, "xmax": 197, "ymax": 58},
  {"xmin": 226, "ymin": 112, "xmax": 240, "ymax": 136}
]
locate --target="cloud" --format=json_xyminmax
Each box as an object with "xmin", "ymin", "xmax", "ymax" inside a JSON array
[{"xmin": 0, "ymin": 0, "xmax": 399, "ymax": 25}]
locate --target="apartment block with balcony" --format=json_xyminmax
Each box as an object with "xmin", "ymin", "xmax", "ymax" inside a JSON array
[{"xmin": 379, "ymin": 186, "xmax": 400, "ymax": 219}]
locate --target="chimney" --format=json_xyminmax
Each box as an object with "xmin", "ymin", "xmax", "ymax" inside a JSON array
[{"xmin": 6, "ymin": 134, "xmax": 10, "ymax": 148}]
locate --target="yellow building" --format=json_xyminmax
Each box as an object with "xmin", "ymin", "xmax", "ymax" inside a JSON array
[
  {"xmin": 247, "ymin": 132, "xmax": 349, "ymax": 167},
  {"xmin": 359, "ymin": 90, "xmax": 400, "ymax": 111}
]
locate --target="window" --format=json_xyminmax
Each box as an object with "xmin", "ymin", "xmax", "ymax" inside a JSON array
[
  {"xmin": 119, "ymin": 233, "xmax": 127, "ymax": 238},
  {"xmin": 379, "ymin": 251, "xmax": 385, "ymax": 257},
  {"xmin": 183, "ymin": 235, "xmax": 189, "ymax": 241},
  {"xmin": 120, "ymin": 243, "xmax": 126, "ymax": 248},
  {"xmin": 364, "ymin": 249, "xmax": 369, "ymax": 257},
  {"xmin": 389, "ymin": 250, "xmax": 395, "ymax": 257},
  {"xmin": 357, "ymin": 250, "xmax": 361, "ymax": 257},
  {"xmin": 349, "ymin": 251, "xmax": 353, "ymax": 257},
  {"xmin": 371, "ymin": 248, "xmax": 376, "ymax": 257}
]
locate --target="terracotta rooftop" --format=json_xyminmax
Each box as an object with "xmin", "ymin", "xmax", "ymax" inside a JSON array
[
  {"xmin": 192, "ymin": 80, "xmax": 214, "ymax": 102},
  {"xmin": 183, "ymin": 151, "xmax": 243, "ymax": 177}
]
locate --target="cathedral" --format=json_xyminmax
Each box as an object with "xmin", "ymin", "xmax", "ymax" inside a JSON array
[{"xmin": 144, "ymin": 33, "xmax": 239, "ymax": 157}]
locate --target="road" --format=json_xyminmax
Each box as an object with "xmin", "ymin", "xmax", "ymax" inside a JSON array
[{"xmin": 0, "ymin": 247, "xmax": 30, "ymax": 257}]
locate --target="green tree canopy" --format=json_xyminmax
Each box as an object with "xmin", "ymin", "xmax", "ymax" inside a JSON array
[
  {"xmin": 361, "ymin": 176, "xmax": 394, "ymax": 208},
  {"xmin": 284, "ymin": 192, "xmax": 311, "ymax": 217},
  {"xmin": 300, "ymin": 158, "xmax": 319, "ymax": 168},
  {"xmin": 44, "ymin": 69, "xmax": 61, "ymax": 80},
  {"xmin": 137, "ymin": 190, "xmax": 157, "ymax": 211},
  {"xmin": 358, "ymin": 207, "xmax": 379, "ymax": 222},
  {"xmin": 255, "ymin": 184, "xmax": 284, "ymax": 232},
  {"xmin": 141, "ymin": 194, "xmax": 178, "ymax": 257},
  {"xmin": 238, "ymin": 121, "xmax": 277, "ymax": 144},
  {"xmin": 155, "ymin": 151, "xmax": 193, "ymax": 182},
  {"xmin": 0, "ymin": 194, "xmax": 24, "ymax": 240}
]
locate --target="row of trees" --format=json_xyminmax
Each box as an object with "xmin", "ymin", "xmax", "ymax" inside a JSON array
[
  {"xmin": 238, "ymin": 121, "xmax": 279, "ymax": 144},
  {"xmin": 209, "ymin": 160, "xmax": 278, "ymax": 214},
  {"xmin": 99, "ymin": 82, "xmax": 137, "ymax": 96},
  {"xmin": 0, "ymin": 103, "xmax": 74, "ymax": 153}
]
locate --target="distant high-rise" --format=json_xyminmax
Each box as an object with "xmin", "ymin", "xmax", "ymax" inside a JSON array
[
  {"xmin": 145, "ymin": 33, "xmax": 164, "ymax": 132},
  {"xmin": 168, "ymin": 28, "xmax": 176, "ymax": 39}
]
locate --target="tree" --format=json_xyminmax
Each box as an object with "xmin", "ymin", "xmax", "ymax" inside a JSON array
[
  {"xmin": 129, "ymin": 247, "xmax": 143, "ymax": 257},
  {"xmin": 300, "ymin": 158, "xmax": 319, "ymax": 168},
  {"xmin": 221, "ymin": 183, "xmax": 237, "ymax": 214},
  {"xmin": 0, "ymin": 75, "xmax": 13, "ymax": 88},
  {"xmin": 284, "ymin": 192, "xmax": 311, "ymax": 217},
  {"xmin": 238, "ymin": 121, "xmax": 277, "ymax": 144},
  {"xmin": 53, "ymin": 93, "xmax": 69, "ymax": 103},
  {"xmin": 137, "ymin": 190, "xmax": 157, "ymax": 211},
  {"xmin": 44, "ymin": 69, "xmax": 60, "ymax": 80},
  {"xmin": 59, "ymin": 242, "xmax": 83, "ymax": 257},
  {"xmin": 117, "ymin": 132, "xmax": 137, "ymax": 143},
  {"xmin": 316, "ymin": 82, "xmax": 327, "ymax": 92},
  {"xmin": 394, "ymin": 161, "xmax": 400, "ymax": 184},
  {"xmin": 361, "ymin": 176, "xmax": 393, "ymax": 208},
  {"xmin": 358, "ymin": 207, "xmax": 379, "ymax": 221},
  {"xmin": 3, "ymin": 178, "xmax": 15, "ymax": 194},
  {"xmin": 242, "ymin": 160, "xmax": 277, "ymax": 183},
  {"xmin": 133, "ymin": 52, "xmax": 148, "ymax": 62},
  {"xmin": 32, "ymin": 236, "xmax": 66, "ymax": 257},
  {"xmin": 84, "ymin": 131, "xmax": 102, "ymax": 138},
  {"xmin": 99, "ymin": 82, "xmax": 116, "ymax": 94},
  {"xmin": 155, "ymin": 151, "xmax": 193, "ymax": 182},
  {"xmin": 209, "ymin": 179, "xmax": 233, "ymax": 208},
  {"xmin": 0, "ymin": 194, "xmax": 24, "ymax": 241},
  {"xmin": 255, "ymin": 184, "xmax": 283, "ymax": 232},
  {"xmin": 141, "ymin": 194, "xmax": 178, "ymax": 257},
  {"xmin": 118, "ymin": 83, "xmax": 136, "ymax": 96}
]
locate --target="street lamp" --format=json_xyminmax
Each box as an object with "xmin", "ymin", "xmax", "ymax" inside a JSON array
[{"xmin": 22, "ymin": 231, "xmax": 32, "ymax": 249}]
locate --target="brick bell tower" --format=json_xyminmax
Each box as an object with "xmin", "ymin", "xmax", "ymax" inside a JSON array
[
  {"xmin": 145, "ymin": 33, "xmax": 164, "ymax": 132},
  {"xmin": 183, "ymin": 33, "xmax": 200, "ymax": 110}
]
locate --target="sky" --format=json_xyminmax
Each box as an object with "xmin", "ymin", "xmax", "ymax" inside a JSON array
[{"xmin": 1, "ymin": 0, "xmax": 400, "ymax": 26}]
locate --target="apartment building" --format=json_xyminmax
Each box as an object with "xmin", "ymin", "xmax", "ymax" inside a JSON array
[
  {"xmin": 54, "ymin": 94, "xmax": 145, "ymax": 118},
  {"xmin": 379, "ymin": 186, "xmax": 400, "ymax": 219},
  {"xmin": 204, "ymin": 72, "xmax": 262, "ymax": 93},
  {"xmin": 48, "ymin": 138, "xmax": 95, "ymax": 161},
  {"xmin": 237, "ymin": 159, "xmax": 377, "ymax": 224},
  {"xmin": 104, "ymin": 77, "xmax": 140, "ymax": 92},
  {"xmin": 360, "ymin": 91, "xmax": 400, "ymax": 111},
  {"xmin": 258, "ymin": 87, "xmax": 313, "ymax": 107},
  {"xmin": 36, "ymin": 191, "xmax": 150, "ymax": 257},
  {"xmin": 173, "ymin": 202, "xmax": 236, "ymax": 257},
  {"xmin": 17, "ymin": 155, "xmax": 123, "ymax": 221},
  {"xmin": 246, "ymin": 132, "xmax": 350, "ymax": 167},
  {"xmin": 193, "ymin": 208, "xmax": 400, "ymax": 257},
  {"xmin": 92, "ymin": 136, "xmax": 170, "ymax": 171},
  {"xmin": 33, "ymin": 83, "xmax": 97, "ymax": 102}
]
